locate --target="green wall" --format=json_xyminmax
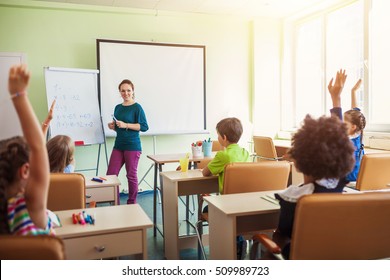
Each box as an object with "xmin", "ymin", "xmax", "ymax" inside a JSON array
[{"xmin": 0, "ymin": 0, "xmax": 254, "ymax": 191}]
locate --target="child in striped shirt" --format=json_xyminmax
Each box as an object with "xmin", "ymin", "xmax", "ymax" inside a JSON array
[{"xmin": 0, "ymin": 64, "xmax": 54, "ymax": 235}]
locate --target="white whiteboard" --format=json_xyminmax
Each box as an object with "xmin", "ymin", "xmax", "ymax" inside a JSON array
[
  {"xmin": 0, "ymin": 53, "xmax": 26, "ymax": 141},
  {"xmin": 97, "ymin": 40, "xmax": 206, "ymax": 136},
  {"xmin": 44, "ymin": 67, "xmax": 105, "ymax": 145}
]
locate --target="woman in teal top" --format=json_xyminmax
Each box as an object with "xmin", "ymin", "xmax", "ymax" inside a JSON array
[{"xmin": 107, "ymin": 79, "xmax": 148, "ymax": 204}]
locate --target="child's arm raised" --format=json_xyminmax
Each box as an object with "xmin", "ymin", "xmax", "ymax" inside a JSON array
[
  {"xmin": 8, "ymin": 65, "xmax": 49, "ymax": 230},
  {"xmin": 351, "ymin": 79, "xmax": 362, "ymax": 109},
  {"xmin": 328, "ymin": 69, "xmax": 347, "ymax": 108},
  {"xmin": 42, "ymin": 99, "xmax": 56, "ymax": 136}
]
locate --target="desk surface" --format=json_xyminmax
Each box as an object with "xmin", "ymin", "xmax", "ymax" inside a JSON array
[
  {"xmin": 55, "ymin": 204, "xmax": 152, "ymax": 239},
  {"xmin": 147, "ymin": 153, "xmax": 215, "ymax": 164},
  {"xmin": 84, "ymin": 174, "xmax": 121, "ymax": 188},
  {"xmin": 204, "ymin": 188, "xmax": 359, "ymax": 216},
  {"xmin": 160, "ymin": 169, "xmax": 217, "ymax": 182},
  {"xmin": 204, "ymin": 190, "xmax": 280, "ymax": 216}
]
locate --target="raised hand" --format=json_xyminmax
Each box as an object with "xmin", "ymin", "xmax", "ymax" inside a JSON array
[
  {"xmin": 8, "ymin": 64, "xmax": 30, "ymax": 96},
  {"xmin": 351, "ymin": 78, "xmax": 362, "ymax": 109},
  {"xmin": 328, "ymin": 69, "xmax": 347, "ymax": 107}
]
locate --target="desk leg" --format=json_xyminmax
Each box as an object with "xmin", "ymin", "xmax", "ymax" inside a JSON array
[
  {"xmin": 153, "ymin": 163, "xmax": 158, "ymax": 237},
  {"xmin": 208, "ymin": 204, "xmax": 236, "ymax": 260},
  {"xmin": 153, "ymin": 163, "xmax": 164, "ymax": 237},
  {"xmin": 162, "ymin": 177, "xmax": 180, "ymax": 260},
  {"xmin": 158, "ymin": 164, "xmax": 164, "ymax": 237},
  {"xmin": 116, "ymin": 185, "xmax": 120, "ymax": 205}
]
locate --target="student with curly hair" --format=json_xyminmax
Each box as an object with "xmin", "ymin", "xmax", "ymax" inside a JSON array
[
  {"xmin": 270, "ymin": 114, "xmax": 355, "ymax": 259},
  {"xmin": 328, "ymin": 69, "xmax": 366, "ymax": 182},
  {"xmin": 0, "ymin": 65, "xmax": 53, "ymax": 235}
]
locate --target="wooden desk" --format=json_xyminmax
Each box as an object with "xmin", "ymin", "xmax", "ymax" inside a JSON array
[
  {"xmin": 147, "ymin": 153, "xmax": 214, "ymax": 237},
  {"xmin": 55, "ymin": 204, "xmax": 152, "ymax": 259},
  {"xmin": 204, "ymin": 190, "xmax": 280, "ymax": 260},
  {"xmin": 205, "ymin": 187, "xmax": 359, "ymax": 260},
  {"xmin": 85, "ymin": 175, "xmax": 121, "ymax": 205},
  {"xmin": 273, "ymin": 139, "xmax": 291, "ymax": 157},
  {"xmin": 161, "ymin": 169, "xmax": 218, "ymax": 260}
]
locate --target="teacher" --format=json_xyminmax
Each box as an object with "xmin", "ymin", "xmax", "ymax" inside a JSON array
[{"xmin": 107, "ymin": 79, "xmax": 149, "ymax": 204}]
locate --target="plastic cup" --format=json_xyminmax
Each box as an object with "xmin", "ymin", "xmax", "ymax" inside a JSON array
[
  {"xmin": 179, "ymin": 157, "xmax": 189, "ymax": 172},
  {"xmin": 202, "ymin": 141, "xmax": 212, "ymax": 157},
  {"xmin": 191, "ymin": 146, "xmax": 203, "ymax": 158}
]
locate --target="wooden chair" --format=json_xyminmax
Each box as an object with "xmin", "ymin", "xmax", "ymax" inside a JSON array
[
  {"xmin": 212, "ymin": 140, "xmax": 224, "ymax": 152},
  {"xmin": 252, "ymin": 136, "xmax": 283, "ymax": 162},
  {"xmin": 47, "ymin": 173, "xmax": 86, "ymax": 211},
  {"xmin": 195, "ymin": 161, "xmax": 290, "ymax": 259},
  {"xmin": 355, "ymin": 153, "xmax": 390, "ymax": 191},
  {"xmin": 252, "ymin": 192, "xmax": 390, "ymax": 259},
  {"xmin": 0, "ymin": 235, "xmax": 66, "ymax": 260}
]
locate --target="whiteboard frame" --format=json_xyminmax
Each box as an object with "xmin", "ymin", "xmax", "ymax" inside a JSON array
[
  {"xmin": 44, "ymin": 66, "xmax": 105, "ymax": 145},
  {"xmin": 97, "ymin": 39, "xmax": 207, "ymax": 137}
]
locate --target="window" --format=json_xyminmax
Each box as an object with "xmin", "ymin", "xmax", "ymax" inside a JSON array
[
  {"xmin": 283, "ymin": 1, "xmax": 367, "ymax": 130},
  {"xmin": 369, "ymin": 0, "xmax": 390, "ymax": 130}
]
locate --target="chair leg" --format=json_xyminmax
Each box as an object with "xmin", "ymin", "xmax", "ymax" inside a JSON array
[{"xmin": 194, "ymin": 219, "xmax": 207, "ymax": 260}]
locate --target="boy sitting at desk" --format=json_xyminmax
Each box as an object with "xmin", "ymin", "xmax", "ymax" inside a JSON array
[{"xmin": 201, "ymin": 117, "xmax": 250, "ymax": 258}]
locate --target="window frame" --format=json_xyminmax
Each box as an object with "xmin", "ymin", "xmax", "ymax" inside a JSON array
[{"xmin": 280, "ymin": 0, "xmax": 390, "ymax": 149}]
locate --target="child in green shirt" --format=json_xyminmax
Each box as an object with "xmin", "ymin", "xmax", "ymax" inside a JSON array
[
  {"xmin": 201, "ymin": 117, "xmax": 250, "ymax": 259},
  {"xmin": 202, "ymin": 117, "xmax": 250, "ymax": 193}
]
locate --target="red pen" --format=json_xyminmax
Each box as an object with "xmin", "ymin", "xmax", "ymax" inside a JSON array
[{"xmin": 98, "ymin": 177, "xmax": 107, "ymax": 181}]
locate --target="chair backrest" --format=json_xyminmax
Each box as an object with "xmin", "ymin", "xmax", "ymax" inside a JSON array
[
  {"xmin": 212, "ymin": 140, "xmax": 224, "ymax": 152},
  {"xmin": 0, "ymin": 235, "xmax": 66, "ymax": 260},
  {"xmin": 47, "ymin": 173, "xmax": 86, "ymax": 211},
  {"xmin": 253, "ymin": 136, "xmax": 278, "ymax": 161},
  {"xmin": 223, "ymin": 161, "xmax": 290, "ymax": 194},
  {"xmin": 290, "ymin": 192, "xmax": 390, "ymax": 260},
  {"xmin": 355, "ymin": 153, "xmax": 390, "ymax": 191}
]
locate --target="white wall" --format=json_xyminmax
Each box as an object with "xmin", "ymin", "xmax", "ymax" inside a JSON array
[
  {"xmin": 252, "ymin": 18, "xmax": 282, "ymax": 138},
  {"xmin": 0, "ymin": 1, "xmax": 260, "ymax": 191}
]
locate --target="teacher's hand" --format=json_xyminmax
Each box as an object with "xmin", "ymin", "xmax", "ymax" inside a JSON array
[
  {"xmin": 108, "ymin": 121, "xmax": 115, "ymax": 130},
  {"xmin": 115, "ymin": 120, "xmax": 126, "ymax": 129}
]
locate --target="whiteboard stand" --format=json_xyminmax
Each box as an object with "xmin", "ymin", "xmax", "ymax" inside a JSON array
[
  {"xmin": 74, "ymin": 142, "xmax": 108, "ymax": 176},
  {"xmin": 74, "ymin": 117, "xmax": 109, "ymax": 176}
]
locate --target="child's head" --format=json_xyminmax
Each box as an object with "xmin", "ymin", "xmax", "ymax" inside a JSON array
[
  {"xmin": 216, "ymin": 117, "xmax": 243, "ymax": 145},
  {"xmin": 344, "ymin": 109, "xmax": 366, "ymax": 136},
  {"xmin": 46, "ymin": 135, "xmax": 74, "ymax": 173},
  {"xmin": 289, "ymin": 115, "xmax": 355, "ymax": 180},
  {"xmin": 0, "ymin": 136, "xmax": 30, "ymax": 233}
]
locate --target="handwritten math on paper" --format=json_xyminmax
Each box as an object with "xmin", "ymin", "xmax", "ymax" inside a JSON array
[{"xmin": 44, "ymin": 68, "xmax": 104, "ymax": 145}]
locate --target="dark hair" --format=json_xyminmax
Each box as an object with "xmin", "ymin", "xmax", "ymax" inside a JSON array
[
  {"xmin": 289, "ymin": 115, "xmax": 355, "ymax": 180},
  {"xmin": 216, "ymin": 117, "xmax": 243, "ymax": 143},
  {"xmin": 118, "ymin": 79, "xmax": 134, "ymax": 91},
  {"xmin": 0, "ymin": 136, "xmax": 30, "ymax": 234},
  {"xmin": 46, "ymin": 135, "xmax": 74, "ymax": 173}
]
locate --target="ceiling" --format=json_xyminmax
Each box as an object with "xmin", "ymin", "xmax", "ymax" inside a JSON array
[{"xmin": 30, "ymin": 0, "xmax": 341, "ymax": 18}]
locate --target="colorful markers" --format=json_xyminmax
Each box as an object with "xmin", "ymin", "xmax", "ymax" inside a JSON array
[{"xmin": 71, "ymin": 212, "xmax": 95, "ymax": 225}]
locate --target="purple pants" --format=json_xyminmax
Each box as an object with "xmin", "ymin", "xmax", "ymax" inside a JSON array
[{"xmin": 107, "ymin": 149, "xmax": 141, "ymax": 204}]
